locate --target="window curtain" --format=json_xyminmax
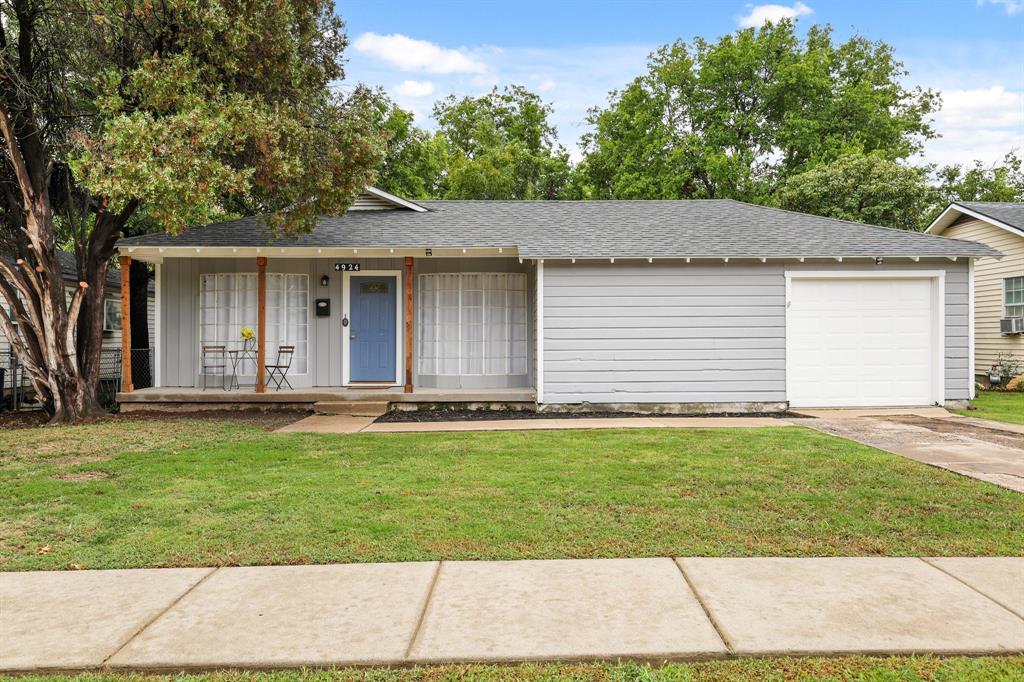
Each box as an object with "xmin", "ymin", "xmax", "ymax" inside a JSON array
[
  {"xmin": 418, "ymin": 273, "xmax": 527, "ymax": 376},
  {"xmin": 199, "ymin": 273, "xmax": 308, "ymax": 374}
]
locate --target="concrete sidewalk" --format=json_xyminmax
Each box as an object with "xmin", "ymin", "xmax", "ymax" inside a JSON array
[
  {"xmin": 2, "ymin": 557, "xmax": 1022, "ymax": 672},
  {"xmin": 276, "ymin": 414, "xmax": 791, "ymax": 434}
]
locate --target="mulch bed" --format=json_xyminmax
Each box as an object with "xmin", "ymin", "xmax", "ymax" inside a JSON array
[{"xmin": 377, "ymin": 409, "xmax": 797, "ymax": 423}]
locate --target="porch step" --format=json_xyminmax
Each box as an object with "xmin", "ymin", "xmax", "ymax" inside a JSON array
[{"xmin": 314, "ymin": 401, "xmax": 389, "ymax": 417}]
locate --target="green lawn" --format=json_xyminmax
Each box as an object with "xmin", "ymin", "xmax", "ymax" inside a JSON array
[
  {"xmin": 2, "ymin": 415, "xmax": 1021, "ymax": 571},
  {"xmin": 6, "ymin": 656, "xmax": 1024, "ymax": 681},
  {"xmin": 956, "ymin": 390, "xmax": 1024, "ymax": 425}
]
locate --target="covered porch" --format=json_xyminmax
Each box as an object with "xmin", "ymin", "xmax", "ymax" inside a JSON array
[{"xmin": 114, "ymin": 248, "xmax": 537, "ymax": 404}]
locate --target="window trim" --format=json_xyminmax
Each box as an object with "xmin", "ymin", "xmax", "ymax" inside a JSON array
[
  {"xmin": 1004, "ymin": 275, "xmax": 1024, "ymax": 320},
  {"xmin": 417, "ymin": 272, "xmax": 529, "ymax": 378},
  {"xmin": 102, "ymin": 297, "xmax": 122, "ymax": 332}
]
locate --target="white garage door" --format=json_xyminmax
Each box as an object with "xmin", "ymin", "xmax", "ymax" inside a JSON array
[{"xmin": 786, "ymin": 276, "xmax": 940, "ymax": 407}]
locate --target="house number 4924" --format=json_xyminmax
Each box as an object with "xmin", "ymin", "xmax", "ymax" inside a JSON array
[{"xmin": 334, "ymin": 263, "xmax": 360, "ymax": 271}]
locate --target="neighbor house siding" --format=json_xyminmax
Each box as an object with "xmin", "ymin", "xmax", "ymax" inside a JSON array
[
  {"xmin": 939, "ymin": 216, "xmax": 1024, "ymax": 377},
  {"xmin": 541, "ymin": 260, "xmax": 971, "ymax": 405}
]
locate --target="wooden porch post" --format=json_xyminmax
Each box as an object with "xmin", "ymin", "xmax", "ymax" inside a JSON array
[
  {"xmin": 118, "ymin": 255, "xmax": 133, "ymax": 392},
  {"xmin": 256, "ymin": 256, "xmax": 267, "ymax": 393},
  {"xmin": 404, "ymin": 256, "xmax": 414, "ymax": 393}
]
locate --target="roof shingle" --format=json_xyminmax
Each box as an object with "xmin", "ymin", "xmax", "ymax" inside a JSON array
[{"xmin": 117, "ymin": 199, "xmax": 1001, "ymax": 258}]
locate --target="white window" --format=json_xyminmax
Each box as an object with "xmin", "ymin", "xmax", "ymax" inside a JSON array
[
  {"xmin": 103, "ymin": 298, "xmax": 122, "ymax": 332},
  {"xmin": 418, "ymin": 273, "xmax": 528, "ymax": 376},
  {"xmin": 199, "ymin": 273, "xmax": 308, "ymax": 374},
  {"xmin": 1006, "ymin": 276, "xmax": 1024, "ymax": 319}
]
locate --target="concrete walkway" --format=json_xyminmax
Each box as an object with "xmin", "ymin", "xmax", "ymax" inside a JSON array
[
  {"xmin": 276, "ymin": 414, "xmax": 791, "ymax": 434},
  {"xmin": 3, "ymin": 557, "xmax": 1022, "ymax": 672},
  {"xmin": 795, "ymin": 410, "xmax": 1024, "ymax": 492}
]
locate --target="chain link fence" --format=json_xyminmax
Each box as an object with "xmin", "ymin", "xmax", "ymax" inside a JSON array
[{"xmin": 1, "ymin": 347, "xmax": 153, "ymax": 411}]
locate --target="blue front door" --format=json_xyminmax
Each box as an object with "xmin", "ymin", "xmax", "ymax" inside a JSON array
[{"xmin": 349, "ymin": 276, "xmax": 397, "ymax": 382}]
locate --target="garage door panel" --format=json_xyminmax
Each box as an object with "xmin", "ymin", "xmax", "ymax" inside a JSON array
[{"xmin": 787, "ymin": 276, "xmax": 938, "ymax": 407}]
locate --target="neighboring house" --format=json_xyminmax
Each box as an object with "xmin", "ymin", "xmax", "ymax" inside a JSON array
[
  {"xmin": 926, "ymin": 202, "xmax": 1023, "ymax": 383},
  {"xmin": 0, "ymin": 250, "xmax": 155, "ymax": 362},
  {"xmin": 115, "ymin": 187, "xmax": 999, "ymax": 411}
]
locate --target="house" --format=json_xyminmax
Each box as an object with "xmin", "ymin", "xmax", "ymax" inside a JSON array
[
  {"xmin": 114, "ymin": 187, "xmax": 999, "ymax": 412},
  {"xmin": 926, "ymin": 202, "xmax": 1023, "ymax": 384}
]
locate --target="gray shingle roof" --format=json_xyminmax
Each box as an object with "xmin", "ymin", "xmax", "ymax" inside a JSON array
[
  {"xmin": 956, "ymin": 202, "xmax": 1024, "ymax": 234},
  {"xmin": 117, "ymin": 199, "xmax": 1000, "ymax": 258}
]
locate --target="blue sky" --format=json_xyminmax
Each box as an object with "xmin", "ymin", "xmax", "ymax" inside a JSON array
[{"xmin": 339, "ymin": 0, "xmax": 1024, "ymax": 166}]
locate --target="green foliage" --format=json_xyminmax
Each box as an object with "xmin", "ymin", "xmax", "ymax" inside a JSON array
[
  {"xmin": 778, "ymin": 152, "xmax": 932, "ymax": 230},
  {"xmin": 433, "ymin": 85, "xmax": 572, "ymax": 199},
  {"xmin": 59, "ymin": 0, "xmax": 385, "ymax": 235},
  {"xmin": 579, "ymin": 21, "xmax": 938, "ymax": 203},
  {"xmin": 373, "ymin": 104, "xmax": 449, "ymax": 200},
  {"xmin": 932, "ymin": 152, "xmax": 1024, "ymax": 210}
]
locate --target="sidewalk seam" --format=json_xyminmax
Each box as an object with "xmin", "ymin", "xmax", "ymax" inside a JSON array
[
  {"xmin": 403, "ymin": 560, "xmax": 443, "ymax": 660},
  {"xmin": 919, "ymin": 558, "xmax": 1024, "ymax": 620},
  {"xmin": 100, "ymin": 567, "xmax": 219, "ymax": 667},
  {"xmin": 673, "ymin": 559, "xmax": 734, "ymax": 655}
]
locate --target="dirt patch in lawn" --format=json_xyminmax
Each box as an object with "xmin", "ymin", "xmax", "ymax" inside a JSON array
[
  {"xmin": 884, "ymin": 416, "xmax": 1024, "ymax": 449},
  {"xmin": 56, "ymin": 470, "xmax": 112, "ymax": 482},
  {"xmin": 378, "ymin": 409, "xmax": 797, "ymax": 423}
]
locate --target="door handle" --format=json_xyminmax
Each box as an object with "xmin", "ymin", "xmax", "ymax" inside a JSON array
[{"xmin": 350, "ymin": 334, "xmax": 356, "ymax": 339}]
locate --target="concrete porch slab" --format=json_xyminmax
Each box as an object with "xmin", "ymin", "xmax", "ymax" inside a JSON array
[
  {"xmin": 407, "ymin": 558, "xmax": 726, "ymax": 663},
  {"xmin": 677, "ymin": 558, "xmax": 1024, "ymax": 655},
  {"xmin": 0, "ymin": 568, "xmax": 213, "ymax": 672},
  {"xmin": 107, "ymin": 563, "xmax": 438, "ymax": 669},
  {"xmin": 925, "ymin": 557, "xmax": 1024, "ymax": 619}
]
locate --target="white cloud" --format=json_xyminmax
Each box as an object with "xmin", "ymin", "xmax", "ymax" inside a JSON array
[
  {"xmin": 537, "ymin": 78, "xmax": 557, "ymax": 92},
  {"xmin": 923, "ymin": 85, "xmax": 1024, "ymax": 166},
  {"xmin": 353, "ymin": 32, "xmax": 486, "ymax": 74},
  {"xmin": 978, "ymin": 0, "xmax": 1024, "ymax": 15},
  {"xmin": 737, "ymin": 2, "xmax": 813, "ymax": 28},
  {"xmin": 394, "ymin": 79, "xmax": 435, "ymax": 97}
]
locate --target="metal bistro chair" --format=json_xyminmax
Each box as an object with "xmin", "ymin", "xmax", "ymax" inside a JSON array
[
  {"xmin": 265, "ymin": 345, "xmax": 295, "ymax": 390},
  {"xmin": 200, "ymin": 345, "xmax": 228, "ymax": 390}
]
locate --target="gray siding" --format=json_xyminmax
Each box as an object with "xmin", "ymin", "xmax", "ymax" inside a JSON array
[{"xmin": 542, "ymin": 260, "xmax": 971, "ymax": 404}]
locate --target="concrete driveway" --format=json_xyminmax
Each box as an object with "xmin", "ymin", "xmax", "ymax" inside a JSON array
[{"xmin": 794, "ymin": 409, "xmax": 1024, "ymax": 492}]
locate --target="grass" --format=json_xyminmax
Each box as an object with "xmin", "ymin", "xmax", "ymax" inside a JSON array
[
  {"xmin": 955, "ymin": 390, "xmax": 1024, "ymax": 425},
  {"xmin": 1, "ymin": 414, "xmax": 1021, "ymax": 571},
  {"xmin": 5, "ymin": 657, "xmax": 1024, "ymax": 681}
]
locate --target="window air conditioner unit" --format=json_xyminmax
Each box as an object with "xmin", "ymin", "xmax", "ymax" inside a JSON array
[{"xmin": 1001, "ymin": 317, "xmax": 1024, "ymax": 335}]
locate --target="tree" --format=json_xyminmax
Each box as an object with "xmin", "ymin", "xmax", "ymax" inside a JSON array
[
  {"xmin": 0, "ymin": 0, "xmax": 384, "ymax": 422},
  {"xmin": 433, "ymin": 85, "xmax": 572, "ymax": 199},
  {"xmin": 373, "ymin": 103, "xmax": 448, "ymax": 200},
  {"xmin": 580, "ymin": 21, "xmax": 938, "ymax": 202},
  {"xmin": 931, "ymin": 153, "xmax": 1024, "ymax": 213},
  {"xmin": 778, "ymin": 152, "xmax": 931, "ymax": 230}
]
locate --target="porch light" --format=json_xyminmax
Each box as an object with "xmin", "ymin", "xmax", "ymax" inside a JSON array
[
  {"xmin": 875, "ymin": 257, "xmax": 885, "ymax": 265},
  {"xmin": 320, "ymin": 275, "xmax": 329, "ymax": 287}
]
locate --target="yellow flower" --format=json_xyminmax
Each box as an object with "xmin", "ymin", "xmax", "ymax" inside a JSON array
[{"xmin": 240, "ymin": 327, "xmax": 256, "ymax": 341}]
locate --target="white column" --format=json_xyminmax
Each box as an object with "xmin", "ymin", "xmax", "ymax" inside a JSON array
[
  {"xmin": 535, "ymin": 259, "xmax": 544, "ymax": 404},
  {"xmin": 968, "ymin": 258, "xmax": 976, "ymax": 399}
]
